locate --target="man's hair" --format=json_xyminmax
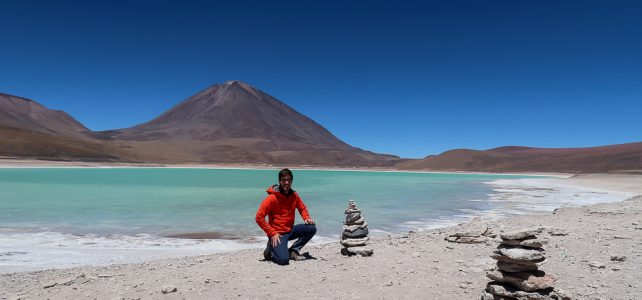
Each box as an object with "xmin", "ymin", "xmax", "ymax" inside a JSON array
[{"xmin": 278, "ymin": 168, "xmax": 293, "ymax": 181}]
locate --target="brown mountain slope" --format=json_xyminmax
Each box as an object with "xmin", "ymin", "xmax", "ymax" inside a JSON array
[
  {"xmin": 99, "ymin": 80, "xmax": 400, "ymax": 166},
  {"xmin": 0, "ymin": 93, "xmax": 92, "ymax": 138},
  {"xmin": 397, "ymin": 142, "xmax": 642, "ymax": 172},
  {"xmin": 0, "ymin": 93, "xmax": 123, "ymax": 160}
]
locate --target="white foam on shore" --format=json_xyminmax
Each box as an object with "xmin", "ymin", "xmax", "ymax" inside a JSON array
[
  {"xmin": 395, "ymin": 177, "xmax": 636, "ymax": 232},
  {"xmin": 0, "ymin": 231, "xmax": 337, "ymax": 274},
  {"xmin": 485, "ymin": 178, "xmax": 635, "ymax": 214}
]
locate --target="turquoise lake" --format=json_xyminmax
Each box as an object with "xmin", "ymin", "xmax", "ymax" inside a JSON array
[
  {"xmin": 5, "ymin": 167, "xmax": 631, "ymax": 272},
  {"xmin": 0, "ymin": 168, "xmax": 533, "ymax": 238}
]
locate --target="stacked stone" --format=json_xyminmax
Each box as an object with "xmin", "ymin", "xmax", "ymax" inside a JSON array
[
  {"xmin": 340, "ymin": 200, "xmax": 373, "ymax": 257},
  {"xmin": 482, "ymin": 229, "xmax": 566, "ymax": 300}
]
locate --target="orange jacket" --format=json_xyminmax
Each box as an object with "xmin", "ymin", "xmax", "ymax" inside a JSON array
[{"xmin": 255, "ymin": 185, "xmax": 311, "ymax": 238}]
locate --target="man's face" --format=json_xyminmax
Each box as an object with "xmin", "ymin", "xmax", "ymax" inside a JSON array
[{"xmin": 279, "ymin": 175, "xmax": 292, "ymax": 193}]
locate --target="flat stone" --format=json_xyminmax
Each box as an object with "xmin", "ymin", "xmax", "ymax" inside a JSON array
[
  {"xmin": 343, "ymin": 227, "xmax": 369, "ymax": 238},
  {"xmin": 343, "ymin": 222, "xmax": 368, "ymax": 232},
  {"xmin": 347, "ymin": 217, "xmax": 365, "ymax": 225},
  {"xmin": 345, "ymin": 208, "xmax": 361, "ymax": 214},
  {"xmin": 498, "ymin": 245, "xmax": 545, "ymax": 261},
  {"xmin": 345, "ymin": 212, "xmax": 361, "ymax": 223},
  {"xmin": 502, "ymin": 237, "xmax": 548, "ymax": 249},
  {"xmin": 486, "ymin": 270, "xmax": 557, "ymax": 292},
  {"xmin": 340, "ymin": 237, "xmax": 369, "ymax": 247},
  {"xmin": 341, "ymin": 246, "xmax": 373, "ymax": 257},
  {"xmin": 496, "ymin": 261, "xmax": 540, "ymax": 272},
  {"xmin": 500, "ymin": 229, "xmax": 539, "ymax": 240},
  {"xmin": 589, "ymin": 261, "xmax": 606, "ymax": 268},
  {"xmin": 486, "ymin": 282, "xmax": 555, "ymax": 300},
  {"xmin": 445, "ymin": 236, "xmax": 486, "ymax": 244},
  {"xmin": 491, "ymin": 252, "xmax": 547, "ymax": 267},
  {"xmin": 449, "ymin": 232, "xmax": 481, "ymax": 238}
]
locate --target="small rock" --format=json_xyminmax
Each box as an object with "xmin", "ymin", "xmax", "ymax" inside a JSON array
[
  {"xmin": 610, "ymin": 255, "xmax": 626, "ymax": 262},
  {"xmin": 161, "ymin": 285, "xmax": 177, "ymax": 294},
  {"xmin": 548, "ymin": 229, "xmax": 568, "ymax": 236},
  {"xmin": 589, "ymin": 261, "xmax": 606, "ymax": 269},
  {"xmin": 43, "ymin": 282, "xmax": 57, "ymax": 289}
]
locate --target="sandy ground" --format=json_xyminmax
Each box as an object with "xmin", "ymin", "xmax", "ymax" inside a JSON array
[{"xmin": 1, "ymin": 174, "xmax": 641, "ymax": 300}]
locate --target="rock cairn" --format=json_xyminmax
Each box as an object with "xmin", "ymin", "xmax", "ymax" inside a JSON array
[
  {"xmin": 482, "ymin": 229, "xmax": 568, "ymax": 300},
  {"xmin": 340, "ymin": 200, "xmax": 373, "ymax": 257}
]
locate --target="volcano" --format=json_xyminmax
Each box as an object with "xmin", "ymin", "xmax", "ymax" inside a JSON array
[{"xmin": 97, "ymin": 80, "xmax": 400, "ymax": 166}]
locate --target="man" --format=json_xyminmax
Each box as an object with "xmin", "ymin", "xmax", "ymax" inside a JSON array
[{"xmin": 255, "ymin": 168, "xmax": 316, "ymax": 265}]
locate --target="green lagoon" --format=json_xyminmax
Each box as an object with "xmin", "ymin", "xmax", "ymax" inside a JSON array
[
  {"xmin": 0, "ymin": 168, "xmax": 529, "ymax": 237},
  {"xmin": 1, "ymin": 168, "xmax": 625, "ymax": 272}
]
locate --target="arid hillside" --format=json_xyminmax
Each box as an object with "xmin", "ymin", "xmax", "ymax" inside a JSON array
[{"xmin": 397, "ymin": 143, "xmax": 642, "ymax": 172}]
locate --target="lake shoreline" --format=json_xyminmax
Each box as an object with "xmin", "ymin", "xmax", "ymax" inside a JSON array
[{"xmin": 0, "ymin": 157, "xmax": 569, "ymax": 177}]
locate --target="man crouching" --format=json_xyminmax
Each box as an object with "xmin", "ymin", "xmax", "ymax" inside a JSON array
[{"xmin": 255, "ymin": 168, "xmax": 316, "ymax": 265}]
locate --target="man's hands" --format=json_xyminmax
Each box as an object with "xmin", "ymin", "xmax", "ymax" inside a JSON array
[
  {"xmin": 271, "ymin": 219, "xmax": 314, "ymax": 247},
  {"xmin": 271, "ymin": 233, "xmax": 282, "ymax": 247}
]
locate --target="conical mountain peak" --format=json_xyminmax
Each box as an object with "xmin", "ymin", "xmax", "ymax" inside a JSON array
[
  {"xmin": 110, "ymin": 81, "xmax": 346, "ymax": 146},
  {"xmin": 99, "ymin": 80, "xmax": 400, "ymax": 165}
]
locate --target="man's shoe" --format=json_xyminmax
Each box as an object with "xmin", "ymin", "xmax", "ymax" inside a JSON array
[
  {"xmin": 263, "ymin": 243, "xmax": 271, "ymax": 260},
  {"xmin": 289, "ymin": 250, "xmax": 306, "ymax": 261}
]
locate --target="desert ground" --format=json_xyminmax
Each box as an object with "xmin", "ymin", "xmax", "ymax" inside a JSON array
[{"xmin": 1, "ymin": 172, "xmax": 641, "ymax": 300}]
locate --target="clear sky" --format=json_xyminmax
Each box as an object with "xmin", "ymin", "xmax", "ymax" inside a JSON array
[{"xmin": 1, "ymin": 1, "xmax": 641, "ymax": 158}]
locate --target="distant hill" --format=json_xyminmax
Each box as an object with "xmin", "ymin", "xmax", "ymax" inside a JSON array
[
  {"xmin": 0, "ymin": 93, "xmax": 91, "ymax": 138},
  {"xmin": 0, "ymin": 93, "xmax": 121, "ymax": 160},
  {"xmin": 396, "ymin": 142, "xmax": 642, "ymax": 172}
]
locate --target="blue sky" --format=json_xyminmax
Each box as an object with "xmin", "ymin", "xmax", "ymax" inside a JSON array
[{"xmin": 1, "ymin": 1, "xmax": 641, "ymax": 158}]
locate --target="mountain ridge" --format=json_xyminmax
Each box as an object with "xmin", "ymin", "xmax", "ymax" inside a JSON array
[
  {"xmin": 0, "ymin": 82, "xmax": 401, "ymax": 166},
  {"xmin": 397, "ymin": 142, "xmax": 642, "ymax": 172},
  {"xmin": 1, "ymin": 82, "xmax": 639, "ymax": 171}
]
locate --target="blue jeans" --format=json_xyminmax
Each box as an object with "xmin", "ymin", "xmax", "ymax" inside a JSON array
[{"xmin": 268, "ymin": 224, "xmax": 316, "ymax": 265}]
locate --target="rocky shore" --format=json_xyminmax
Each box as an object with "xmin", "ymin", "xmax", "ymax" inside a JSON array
[{"xmin": 1, "ymin": 174, "xmax": 641, "ymax": 299}]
